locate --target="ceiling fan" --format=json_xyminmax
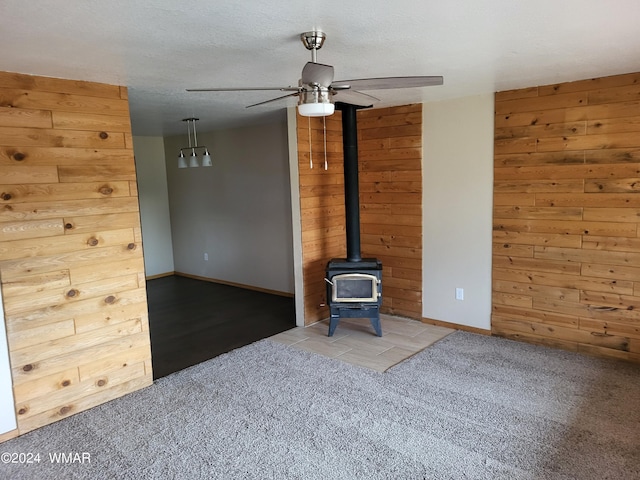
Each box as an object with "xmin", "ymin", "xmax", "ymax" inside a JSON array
[{"xmin": 186, "ymin": 31, "xmax": 443, "ymax": 117}]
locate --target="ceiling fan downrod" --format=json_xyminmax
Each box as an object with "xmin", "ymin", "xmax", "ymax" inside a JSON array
[{"xmin": 300, "ymin": 31, "xmax": 326, "ymax": 63}]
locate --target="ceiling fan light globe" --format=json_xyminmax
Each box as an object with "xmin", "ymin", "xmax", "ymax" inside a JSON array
[{"xmin": 298, "ymin": 102, "xmax": 335, "ymax": 117}]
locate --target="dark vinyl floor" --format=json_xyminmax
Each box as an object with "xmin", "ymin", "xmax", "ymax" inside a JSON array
[{"xmin": 146, "ymin": 275, "xmax": 295, "ymax": 379}]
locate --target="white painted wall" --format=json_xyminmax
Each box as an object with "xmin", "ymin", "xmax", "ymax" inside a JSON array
[
  {"xmin": 0, "ymin": 286, "xmax": 17, "ymax": 435},
  {"xmin": 133, "ymin": 136, "xmax": 175, "ymax": 277},
  {"xmin": 422, "ymin": 94, "xmax": 494, "ymax": 330},
  {"xmin": 164, "ymin": 118, "xmax": 294, "ymax": 294}
]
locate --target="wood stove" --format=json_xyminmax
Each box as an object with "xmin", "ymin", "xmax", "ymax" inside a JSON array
[
  {"xmin": 324, "ymin": 103, "xmax": 383, "ymax": 337},
  {"xmin": 325, "ymin": 258, "xmax": 382, "ymax": 336}
]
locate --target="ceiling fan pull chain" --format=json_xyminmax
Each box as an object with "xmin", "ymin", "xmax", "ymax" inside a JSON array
[
  {"xmin": 308, "ymin": 116, "xmax": 313, "ymax": 169},
  {"xmin": 323, "ymin": 115, "xmax": 328, "ymax": 170}
]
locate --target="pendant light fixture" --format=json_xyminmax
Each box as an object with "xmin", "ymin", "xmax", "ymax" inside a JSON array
[{"xmin": 177, "ymin": 117, "xmax": 212, "ymax": 168}]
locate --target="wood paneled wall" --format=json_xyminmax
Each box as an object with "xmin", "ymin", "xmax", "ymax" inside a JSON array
[
  {"xmin": 296, "ymin": 104, "xmax": 423, "ymax": 325},
  {"xmin": 492, "ymin": 71, "xmax": 640, "ymax": 363},
  {"xmin": 358, "ymin": 105, "xmax": 423, "ymax": 319},
  {"xmin": 297, "ymin": 112, "xmax": 346, "ymax": 324},
  {"xmin": 0, "ymin": 71, "xmax": 152, "ymax": 436}
]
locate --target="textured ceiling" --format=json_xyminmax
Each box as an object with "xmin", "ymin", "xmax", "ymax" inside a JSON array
[{"xmin": 1, "ymin": 0, "xmax": 638, "ymax": 136}]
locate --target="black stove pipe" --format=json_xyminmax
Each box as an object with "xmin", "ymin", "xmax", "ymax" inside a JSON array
[{"xmin": 336, "ymin": 102, "xmax": 370, "ymax": 262}]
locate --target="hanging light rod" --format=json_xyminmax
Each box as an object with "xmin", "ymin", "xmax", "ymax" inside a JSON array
[{"xmin": 178, "ymin": 117, "xmax": 212, "ymax": 168}]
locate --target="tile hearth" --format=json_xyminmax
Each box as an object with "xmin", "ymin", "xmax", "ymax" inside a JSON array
[{"xmin": 270, "ymin": 314, "xmax": 453, "ymax": 372}]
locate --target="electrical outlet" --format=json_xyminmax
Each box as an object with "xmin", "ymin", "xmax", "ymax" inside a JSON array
[
  {"xmin": 455, "ymin": 288, "xmax": 464, "ymax": 300},
  {"xmin": 204, "ymin": 253, "xmax": 208, "ymax": 261}
]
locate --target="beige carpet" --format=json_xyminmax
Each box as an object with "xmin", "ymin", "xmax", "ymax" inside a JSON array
[{"xmin": 2, "ymin": 332, "xmax": 639, "ymax": 479}]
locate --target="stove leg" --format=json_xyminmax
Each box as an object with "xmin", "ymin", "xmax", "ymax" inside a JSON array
[
  {"xmin": 328, "ymin": 313, "xmax": 340, "ymax": 337},
  {"xmin": 369, "ymin": 315, "xmax": 382, "ymax": 337}
]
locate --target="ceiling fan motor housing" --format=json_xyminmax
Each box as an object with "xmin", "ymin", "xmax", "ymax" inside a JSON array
[{"xmin": 299, "ymin": 85, "xmax": 332, "ymax": 106}]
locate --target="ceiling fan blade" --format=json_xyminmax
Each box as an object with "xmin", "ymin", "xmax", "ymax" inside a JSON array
[
  {"xmin": 332, "ymin": 89, "xmax": 380, "ymax": 107},
  {"xmin": 301, "ymin": 62, "xmax": 334, "ymax": 87},
  {"xmin": 331, "ymin": 76, "xmax": 443, "ymax": 90},
  {"xmin": 187, "ymin": 87, "xmax": 300, "ymax": 92},
  {"xmin": 246, "ymin": 92, "xmax": 299, "ymax": 108}
]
